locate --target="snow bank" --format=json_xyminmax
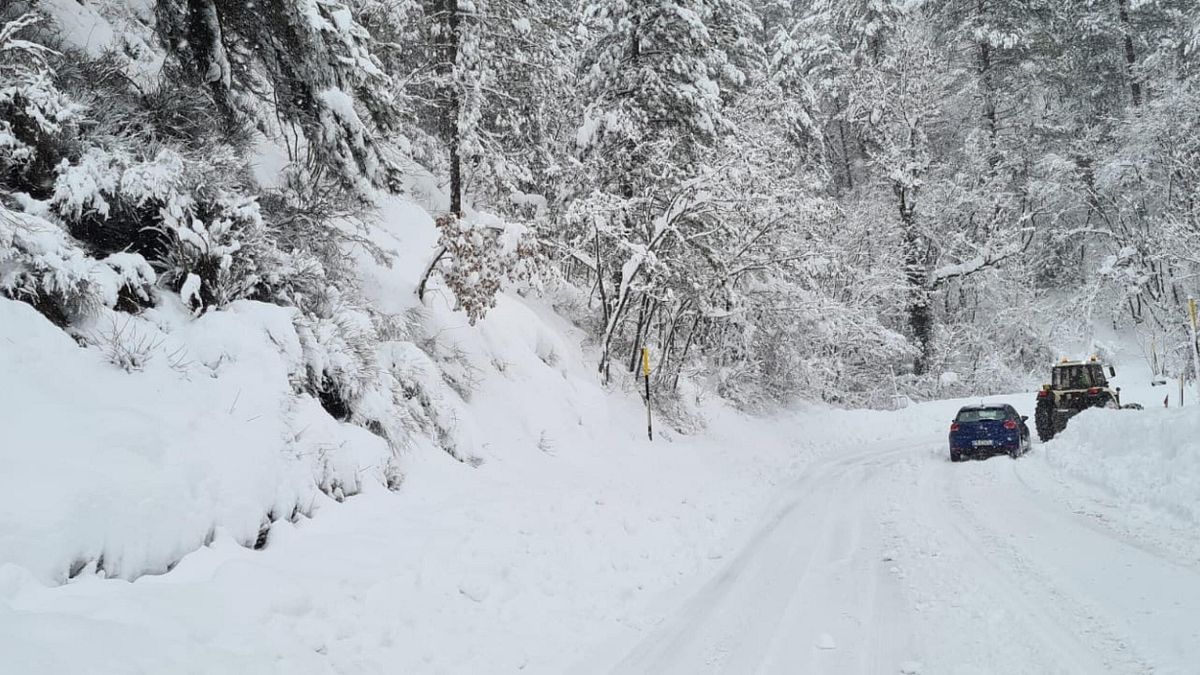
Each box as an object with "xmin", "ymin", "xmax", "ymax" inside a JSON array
[
  {"xmin": 0, "ymin": 298, "xmax": 390, "ymax": 584},
  {"xmin": 1043, "ymin": 407, "xmax": 1200, "ymax": 523}
]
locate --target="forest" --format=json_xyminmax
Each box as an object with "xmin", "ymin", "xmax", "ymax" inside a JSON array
[{"xmin": 3, "ymin": 0, "xmax": 1199, "ymax": 417}]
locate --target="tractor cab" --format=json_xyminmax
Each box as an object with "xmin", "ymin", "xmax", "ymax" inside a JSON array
[{"xmin": 1050, "ymin": 361, "xmax": 1112, "ymax": 391}]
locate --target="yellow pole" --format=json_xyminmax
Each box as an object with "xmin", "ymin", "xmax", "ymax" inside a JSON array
[{"xmin": 642, "ymin": 348, "xmax": 652, "ymax": 441}]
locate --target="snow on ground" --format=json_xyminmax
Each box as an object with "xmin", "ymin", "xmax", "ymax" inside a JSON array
[
  {"xmin": 4, "ymin": 363, "xmax": 1200, "ymax": 674},
  {"xmin": 6, "ymin": 2, "xmax": 1197, "ymax": 672}
]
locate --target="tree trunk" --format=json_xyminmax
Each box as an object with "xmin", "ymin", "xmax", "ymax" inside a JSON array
[
  {"xmin": 672, "ymin": 314, "xmax": 703, "ymax": 391},
  {"xmin": 449, "ymin": 136, "xmax": 462, "ymax": 216},
  {"xmin": 898, "ymin": 185, "xmax": 933, "ymax": 375},
  {"xmin": 835, "ymin": 95, "xmax": 855, "ymax": 193},
  {"xmin": 186, "ymin": 0, "xmax": 232, "ymax": 112},
  {"xmin": 1116, "ymin": 0, "xmax": 1142, "ymax": 107},
  {"xmin": 978, "ymin": 41, "xmax": 998, "ymax": 150},
  {"xmin": 437, "ymin": 0, "xmax": 463, "ymax": 215},
  {"xmin": 628, "ymin": 295, "xmax": 650, "ymax": 373}
]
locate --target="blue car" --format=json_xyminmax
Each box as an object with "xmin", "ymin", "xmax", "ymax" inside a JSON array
[{"xmin": 949, "ymin": 404, "xmax": 1031, "ymax": 462}]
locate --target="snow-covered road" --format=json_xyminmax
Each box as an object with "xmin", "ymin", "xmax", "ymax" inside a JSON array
[
  {"xmin": 608, "ymin": 435, "xmax": 1200, "ymax": 675},
  {"xmin": 5, "ymin": 395, "xmax": 1199, "ymax": 674}
]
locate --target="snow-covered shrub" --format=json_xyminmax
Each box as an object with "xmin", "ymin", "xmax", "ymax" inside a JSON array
[
  {"xmin": 257, "ymin": 168, "xmax": 382, "ymax": 308},
  {"xmin": 98, "ymin": 252, "xmax": 157, "ymax": 312},
  {"xmin": 155, "ymin": 192, "xmax": 272, "ymax": 311},
  {"xmin": 410, "ymin": 312, "xmax": 483, "ymax": 401},
  {"xmin": 46, "ymin": 141, "xmax": 308, "ymax": 314},
  {"xmin": 90, "ymin": 315, "xmax": 162, "ymax": 372},
  {"xmin": 0, "ymin": 206, "xmax": 105, "ymax": 324},
  {"xmin": 1, "ymin": 191, "xmax": 159, "ymax": 324},
  {"xmin": 290, "ymin": 301, "xmax": 474, "ymax": 459},
  {"xmin": 0, "ymin": 13, "xmax": 80, "ymax": 186},
  {"xmin": 433, "ymin": 212, "xmax": 541, "ymax": 324},
  {"xmin": 293, "ymin": 297, "xmax": 382, "ymax": 420},
  {"xmin": 377, "ymin": 339, "xmax": 472, "ymax": 460},
  {"xmin": 707, "ymin": 289, "xmax": 915, "ymax": 410}
]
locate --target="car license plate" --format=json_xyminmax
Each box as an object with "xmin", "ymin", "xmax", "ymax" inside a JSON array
[{"xmin": 972, "ymin": 440, "xmax": 993, "ymax": 447}]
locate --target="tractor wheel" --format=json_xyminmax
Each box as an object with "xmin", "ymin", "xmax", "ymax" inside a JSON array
[{"xmin": 1035, "ymin": 397, "xmax": 1056, "ymax": 442}]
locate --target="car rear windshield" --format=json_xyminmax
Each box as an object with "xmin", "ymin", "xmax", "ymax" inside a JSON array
[{"xmin": 955, "ymin": 408, "xmax": 1008, "ymax": 422}]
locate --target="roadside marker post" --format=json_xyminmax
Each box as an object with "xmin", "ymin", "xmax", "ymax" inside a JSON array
[
  {"xmin": 642, "ymin": 347, "xmax": 653, "ymax": 441},
  {"xmin": 1189, "ymin": 297, "xmax": 1200, "ymax": 406}
]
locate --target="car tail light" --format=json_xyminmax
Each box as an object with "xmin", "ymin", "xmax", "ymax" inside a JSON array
[
  {"xmin": 1087, "ymin": 387, "xmax": 1100, "ymax": 395},
  {"xmin": 950, "ymin": 423, "xmax": 960, "ymax": 432},
  {"xmin": 1037, "ymin": 389, "xmax": 1050, "ymax": 398},
  {"xmin": 1003, "ymin": 419, "xmax": 1018, "ymax": 430}
]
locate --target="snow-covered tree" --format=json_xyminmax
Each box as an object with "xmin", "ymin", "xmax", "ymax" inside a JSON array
[
  {"xmin": 570, "ymin": 0, "xmax": 762, "ymax": 380},
  {"xmin": 155, "ymin": 0, "xmax": 405, "ymax": 195}
]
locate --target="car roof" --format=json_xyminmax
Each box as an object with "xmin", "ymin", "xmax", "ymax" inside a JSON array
[{"xmin": 957, "ymin": 404, "xmax": 1009, "ymax": 411}]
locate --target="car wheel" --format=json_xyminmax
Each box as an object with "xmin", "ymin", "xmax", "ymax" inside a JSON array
[{"xmin": 951, "ymin": 450, "xmax": 962, "ymax": 463}]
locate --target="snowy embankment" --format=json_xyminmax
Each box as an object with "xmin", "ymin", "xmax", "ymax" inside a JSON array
[
  {"xmin": 1043, "ymin": 406, "xmax": 1200, "ymax": 524},
  {"xmin": 0, "ymin": 295, "xmax": 392, "ymax": 584}
]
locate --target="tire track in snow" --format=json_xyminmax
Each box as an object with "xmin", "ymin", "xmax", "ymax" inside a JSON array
[
  {"xmin": 611, "ymin": 442, "xmax": 920, "ymax": 675},
  {"xmin": 936, "ymin": 467, "xmax": 1150, "ymax": 674},
  {"xmin": 609, "ymin": 435, "xmax": 1196, "ymax": 675},
  {"xmin": 885, "ymin": 454, "xmax": 1114, "ymax": 674},
  {"xmin": 948, "ymin": 454, "xmax": 1200, "ymax": 673}
]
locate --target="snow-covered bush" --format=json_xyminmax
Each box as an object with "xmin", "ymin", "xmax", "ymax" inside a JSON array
[
  {"xmin": 377, "ymin": 339, "xmax": 474, "ymax": 461},
  {"xmin": 156, "ymin": 193, "xmax": 271, "ymax": 311},
  {"xmin": 0, "ymin": 13, "xmax": 80, "ymax": 184},
  {"xmin": 294, "ymin": 299, "xmax": 381, "ymax": 420},
  {"xmin": 290, "ymin": 298, "xmax": 478, "ymax": 460},
  {"xmin": 0, "ymin": 207, "xmax": 104, "ymax": 324},
  {"xmin": 98, "ymin": 251, "xmax": 157, "ymax": 311}
]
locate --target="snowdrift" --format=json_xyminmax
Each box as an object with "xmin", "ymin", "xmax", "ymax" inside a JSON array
[
  {"xmin": 0, "ymin": 297, "xmax": 391, "ymax": 584},
  {"xmin": 1043, "ymin": 407, "xmax": 1200, "ymax": 524}
]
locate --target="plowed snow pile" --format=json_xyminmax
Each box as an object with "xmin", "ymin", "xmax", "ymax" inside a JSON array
[{"xmin": 1043, "ymin": 406, "xmax": 1200, "ymax": 523}]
